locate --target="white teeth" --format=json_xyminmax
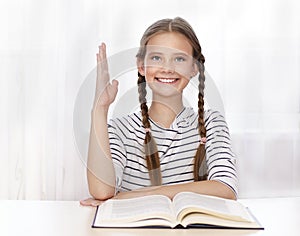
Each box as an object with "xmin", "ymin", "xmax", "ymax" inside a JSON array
[{"xmin": 157, "ymin": 78, "xmax": 177, "ymax": 83}]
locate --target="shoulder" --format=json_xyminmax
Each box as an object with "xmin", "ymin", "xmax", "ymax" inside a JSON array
[
  {"xmin": 108, "ymin": 112, "xmax": 142, "ymax": 130},
  {"xmin": 204, "ymin": 109, "xmax": 230, "ymax": 132},
  {"xmin": 204, "ymin": 109, "xmax": 226, "ymax": 124},
  {"xmin": 185, "ymin": 108, "xmax": 226, "ymax": 124}
]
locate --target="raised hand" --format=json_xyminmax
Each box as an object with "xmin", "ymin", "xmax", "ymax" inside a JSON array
[
  {"xmin": 93, "ymin": 43, "xmax": 118, "ymax": 110},
  {"xmin": 87, "ymin": 43, "xmax": 118, "ymax": 200}
]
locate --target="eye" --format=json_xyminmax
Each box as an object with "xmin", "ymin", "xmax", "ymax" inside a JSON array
[
  {"xmin": 175, "ymin": 57, "xmax": 186, "ymax": 62},
  {"xmin": 151, "ymin": 55, "xmax": 161, "ymax": 61}
]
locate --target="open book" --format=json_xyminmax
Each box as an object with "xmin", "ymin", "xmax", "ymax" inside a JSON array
[{"xmin": 92, "ymin": 192, "xmax": 263, "ymax": 229}]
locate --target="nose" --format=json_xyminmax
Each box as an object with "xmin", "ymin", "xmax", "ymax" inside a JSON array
[{"xmin": 161, "ymin": 59, "xmax": 175, "ymax": 73}]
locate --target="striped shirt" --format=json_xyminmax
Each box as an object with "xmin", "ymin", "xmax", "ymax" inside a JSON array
[{"xmin": 108, "ymin": 107, "xmax": 238, "ymax": 196}]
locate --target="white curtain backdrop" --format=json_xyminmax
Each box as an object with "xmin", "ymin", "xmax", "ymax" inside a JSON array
[{"xmin": 0, "ymin": 0, "xmax": 299, "ymax": 200}]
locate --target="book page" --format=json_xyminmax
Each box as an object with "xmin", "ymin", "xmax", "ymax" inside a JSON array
[
  {"xmin": 181, "ymin": 212, "xmax": 262, "ymax": 229},
  {"xmin": 95, "ymin": 195, "xmax": 176, "ymax": 225},
  {"xmin": 173, "ymin": 192, "xmax": 254, "ymax": 222}
]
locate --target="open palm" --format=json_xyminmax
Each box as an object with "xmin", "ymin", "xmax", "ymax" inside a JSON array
[{"xmin": 94, "ymin": 43, "xmax": 118, "ymax": 109}]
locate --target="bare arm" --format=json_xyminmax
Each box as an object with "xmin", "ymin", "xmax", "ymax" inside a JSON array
[
  {"xmin": 81, "ymin": 179, "xmax": 235, "ymax": 207},
  {"xmin": 114, "ymin": 180, "xmax": 236, "ymax": 200},
  {"xmin": 87, "ymin": 43, "xmax": 118, "ymax": 200}
]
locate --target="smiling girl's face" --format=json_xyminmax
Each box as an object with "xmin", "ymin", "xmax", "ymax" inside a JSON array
[{"xmin": 138, "ymin": 32, "xmax": 198, "ymax": 97}]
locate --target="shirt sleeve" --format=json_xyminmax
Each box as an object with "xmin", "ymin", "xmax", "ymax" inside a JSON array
[
  {"xmin": 205, "ymin": 110, "xmax": 238, "ymax": 197},
  {"xmin": 107, "ymin": 119, "xmax": 127, "ymax": 193}
]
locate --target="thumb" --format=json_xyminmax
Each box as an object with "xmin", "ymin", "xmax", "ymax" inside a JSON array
[
  {"xmin": 111, "ymin": 79, "xmax": 119, "ymax": 95},
  {"xmin": 111, "ymin": 79, "xmax": 119, "ymax": 88}
]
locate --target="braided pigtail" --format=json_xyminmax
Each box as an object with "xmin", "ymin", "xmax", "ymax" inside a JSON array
[
  {"xmin": 137, "ymin": 72, "xmax": 162, "ymax": 186},
  {"xmin": 136, "ymin": 17, "xmax": 208, "ymax": 183},
  {"xmin": 193, "ymin": 60, "xmax": 208, "ymax": 181}
]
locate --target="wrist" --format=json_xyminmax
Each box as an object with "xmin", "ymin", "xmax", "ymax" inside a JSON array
[
  {"xmin": 91, "ymin": 105, "xmax": 109, "ymax": 115},
  {"xmin": 91, "ymin": 106, "xmax": 109, "ymax": 124}
]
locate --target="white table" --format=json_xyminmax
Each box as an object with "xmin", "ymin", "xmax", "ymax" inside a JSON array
[{"xmin": 0, "ymin": 197, "xmax": 299, "ymax": 236}]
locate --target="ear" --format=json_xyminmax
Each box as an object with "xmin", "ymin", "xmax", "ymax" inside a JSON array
[
  {"xmin": 191, "ymin": 61, "xmax": 199, "ymax": 77},
  {"xmin": 137, "ymin": 59, "xmax": 145, "ymax": 76}
]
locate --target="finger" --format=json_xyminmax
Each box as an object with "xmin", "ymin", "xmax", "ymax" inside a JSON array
[
  {"xmin": 111, "ymin": 79, "xmax": 119, "ymax": 88},
  {"xmin": 98, "ymin": 43, "xmax": 103, "ymax": 60},
  {"xmin": 91, "ymin": 200, "xmax": 103, "ymax": 207},
  {"xmin": 97, "ymin": 44, "xmax": 104, "ymax": 64},
  {"xmin": 99, "ymin": 43, "xmax": 103, "ymax": 59},
  {"xmin": 99, "ymin": 43, "xmax": 106, "ymax": 61},
  {"xmin": 80, "ymin": 198, "xmax": 103, "ymax": 207},
  {"xmin": 96, "ymin": 43, "xmax": 110, "ymax": 87},
  {"xmin": 102, "ymin": 42, "xmax": 107, "ymax": 60},
  {"xmin": 96, "ymin": 53, "xmax": 100, "ymax": 64},
  {"xmin": 97, "ymin": 43, "xmax": 108, "ymax": 71},
  {"xmin": 80, "ymin": 198, "xmax": 94, "ymax": 206},
  {"xmin": 110, "ymin": 80, "xmax": 119, "ymax": 99}
]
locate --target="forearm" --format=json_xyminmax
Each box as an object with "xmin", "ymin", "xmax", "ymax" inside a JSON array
[
  {"xmin": 87, "ymin": 107, "xmax": 115, "ymax": 200},
  {"xmin": 115, "ymin": 180, "xmax": 236, "ymax": 200},
  {"xmin": 152, "ymin": 180, "xmax": 236, "ymax": 200}
]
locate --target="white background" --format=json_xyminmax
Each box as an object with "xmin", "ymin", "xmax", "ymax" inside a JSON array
[{"xmin": 0, "ymin": 0, "xmax": 299, "ymax": 200}]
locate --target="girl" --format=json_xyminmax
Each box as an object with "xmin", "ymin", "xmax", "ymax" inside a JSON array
[{"xmin": 81, "ymin": 17, "xmax": 237, "ymax": 207}]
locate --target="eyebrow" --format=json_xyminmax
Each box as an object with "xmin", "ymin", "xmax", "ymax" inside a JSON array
[
  {"xmin": 173, "ymin": 52, "xmax": 189, "ymax": 57},
  {"xmin": 146, "ymin": 51, "xmax": 189, "ymax": 57},
  {"xmin": 146, "ymin": 52, "xmax": 163, "ymax": 55}
]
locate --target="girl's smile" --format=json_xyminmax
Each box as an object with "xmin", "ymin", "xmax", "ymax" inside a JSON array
[
  {"xmin": 138, "ymin": 32, "xmax": 198, "ymax": 96},
  {"xmin": 155, "ymin": 77, "xmax": 179, "ymax": 84}
]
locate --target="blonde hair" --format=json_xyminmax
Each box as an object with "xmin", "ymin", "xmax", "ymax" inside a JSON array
[{"xmin": 136, "ymin": 17, "xmax": 207, "ymax": 185}]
